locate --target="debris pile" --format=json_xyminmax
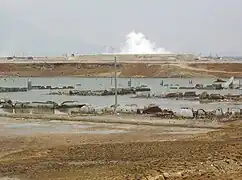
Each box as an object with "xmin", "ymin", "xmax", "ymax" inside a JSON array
[
  {"xmin": 199, "ymin": 92, "xmax": 242, "ymax": 103},
  {"xmin": 132, "ymin": 91, "xmax": 199, "ymax": 99},
  {"xmin": 0, "ymin": 98, "xmax": 241, "ymax": 120},
  {"xmin": 132, "ymin": 91, "xmax": 242, "ymax": 103},
  {"xmin": 48, "ymin": 86, "xmax": 151, "ymax": 96}
]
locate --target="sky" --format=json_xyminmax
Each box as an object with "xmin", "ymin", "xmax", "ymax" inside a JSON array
[{"xmin": 0, "ymin": 0, "xmax": 242, "ymax": 56}]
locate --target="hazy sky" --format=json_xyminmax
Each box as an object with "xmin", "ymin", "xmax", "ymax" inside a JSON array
[{"xmin": 0, "ymin": 0, "xmax": 242, "ymax": 56}]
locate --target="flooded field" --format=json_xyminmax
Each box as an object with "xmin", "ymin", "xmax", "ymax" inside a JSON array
[
  {"xmin": 0, "ymin": 77, "xmax": 241, "ymax": 180},
  {"xmin": 0, "ymin": 77, "xmax": 241, "ymax": 111}
]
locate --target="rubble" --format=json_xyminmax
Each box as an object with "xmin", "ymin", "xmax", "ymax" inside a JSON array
[
  {"xmin": 0, "ymin": 98, "xmax": 241, "ymax": 120},
  {"xmin": 48, "ymin": 86, "xmax": 151, "ymax": 96},
  {"xmin": 132, "ymin": 91, "xmax": 242, "ymax": 103},
  {"xmin": 199, "ymin": 92, "xmax": 209, "ymax": 99},
  {"xmin": 0, "ymin": 87, "xmax": 27, "ymax": 93},
  {"xmin": 143, "ymin": 106, "xmax": 162, "ymax": 114},
  {"xmin": 132, "ymin": 91, "xmax": 198, "ymax": 99},
  {"xmin": 199, "ymin": 92, "xmax": 242, "ymax": 103}
]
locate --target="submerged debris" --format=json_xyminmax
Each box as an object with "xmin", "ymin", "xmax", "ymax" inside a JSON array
[{"xmin": 49, "ymin": 86, "xmax": 151, "ymax": 96}]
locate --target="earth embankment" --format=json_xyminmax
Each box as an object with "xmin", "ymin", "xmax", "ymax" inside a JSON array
[{"xmin": 0, "ymin": 62, "xmax": 242, "ymax": 78}]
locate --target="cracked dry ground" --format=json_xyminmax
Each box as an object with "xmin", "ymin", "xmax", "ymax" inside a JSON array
[{"xmin": 0, "ymin": 122, "xmax": 241, "ymax": 180}]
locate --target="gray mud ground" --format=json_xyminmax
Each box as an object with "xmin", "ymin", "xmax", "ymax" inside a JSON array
[
  {"xmin": 0, "ymin": 114, "xmax": 241, "ymax": 180},
  {"xmin": 0, "ymin": 115, "xmax": 217, "ymax": 136}
]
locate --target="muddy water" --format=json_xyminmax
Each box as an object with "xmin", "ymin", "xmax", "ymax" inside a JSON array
[{"xmin": 0, "ymin": 77, "xmax": 241, "ymax": 111}]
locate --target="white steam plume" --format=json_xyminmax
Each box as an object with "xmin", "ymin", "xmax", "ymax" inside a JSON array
[{"xmin": 119, "ymin": 30, "xmax": 170, "ymax": 54}]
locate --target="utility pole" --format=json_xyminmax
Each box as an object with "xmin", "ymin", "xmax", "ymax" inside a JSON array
[{"xmin": 114, "ymin": 56, "xmax": 118, "ymax": 112}]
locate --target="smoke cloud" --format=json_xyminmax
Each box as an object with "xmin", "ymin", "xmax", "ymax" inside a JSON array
[{"xmin": 119, "ymin": 30, "xmax": 170, "ymax": 54}]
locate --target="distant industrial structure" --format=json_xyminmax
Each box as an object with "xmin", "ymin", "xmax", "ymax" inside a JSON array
[{"xmin": 0, "ymin": 53, "xmax": 241, "ymax": 64}]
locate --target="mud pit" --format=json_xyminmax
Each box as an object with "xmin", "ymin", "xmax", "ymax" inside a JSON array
[{"xmin": 0, "ymin": 116, "xmax": 241, "ymax": 180}]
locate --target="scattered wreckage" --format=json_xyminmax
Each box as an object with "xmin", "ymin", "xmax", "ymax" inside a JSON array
[
  {"xmin": 132, "ymin": 91, "xmax": 242, "ymax": 103},
  {"xmin": 0, "ymin": 98, "xmax": 241, "ymax": 121},
  {"xmin": 199, "ymin": 92, "xmax": 242, "ymax": 103},
  {"xmin": 48, "ymin": 86, "xmax": 151, "ymax": 96},
  {"xmin": 148, "ymin": 106, "xmax": 242, "ymax": 120}
]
